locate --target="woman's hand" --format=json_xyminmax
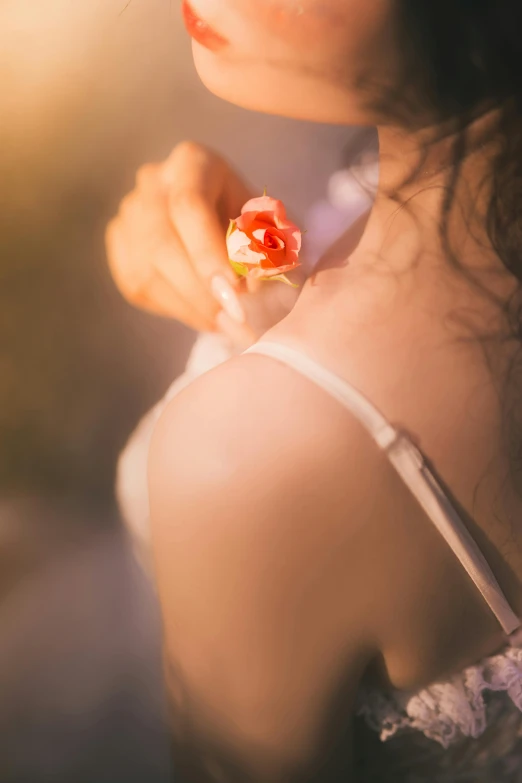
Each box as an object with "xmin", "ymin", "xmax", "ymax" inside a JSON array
[{"xmin": 105, "ymin": 142, "xmax": 305, "ymax": 348}]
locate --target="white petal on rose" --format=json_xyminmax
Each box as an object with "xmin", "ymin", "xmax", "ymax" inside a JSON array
[
  {"xmin": 226, "ymin": 228, "xmax": 251, "ymax": 259},
  {"xmin": 227, "ymin": 227, "xmax": 270, "ymax": 266},
  {"xmin": 252, "ymin": 227, "xmax": 267, "ymax": 243},
  {"xmin": 235, "ymin": 246, "xmax": 267, "ymax": 267}
]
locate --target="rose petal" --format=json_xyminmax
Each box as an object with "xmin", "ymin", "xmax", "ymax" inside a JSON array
[
  {"xmin": 230, "ymin": 194, "xmax": 302, "ymax": 283},
  {"xmin": 251, "ymin": 227, "xmax": 268, "ymax": 243},
  {"xmin": 273, "ymin": 213, "xmax": 298, "ymax": 229},
  {"xmin": 281, "ymin": 227, "xmax": 302, "ymax": 263},
  {"xmin": 236, "ymin": 212, "xmax": 277, "ymax": 234},
  {"xmin": 237, "ymin": 246, "xmax": 267, "ymax": 267},
  {"xmin": 240, "ymin": 196, "xmax": 287, "ymax": 222},
  {"xmin": 226, "ymin": 228, "xmax": 251, "ymax": 259},
  {"xmin": 249, "ymin": 237, "xmax": 288, "ymax": 268},
  {"xmin": 240, "ymin": 212, "xmax": 301, "ymax": 257},
  {"xmin": 252, "ymin": 227, "xmax": 286, "ymax": 251},
  {"xmin": 246, "ymin": 262, "xmax": 300, "ymax": 280},
  {"xmin": 226, "ymin": 228, "xmax": 267, "ymax": 267}
]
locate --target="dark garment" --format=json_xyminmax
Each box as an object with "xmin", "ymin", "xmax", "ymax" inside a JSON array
[{"xmin": 353, "ymin": 702, "xmax": 522, "ymax": 783}]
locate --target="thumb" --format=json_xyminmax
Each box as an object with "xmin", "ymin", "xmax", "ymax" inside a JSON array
[{"xmin": 167, "ymin": 191, "xmax": 240, "ymax": 289}]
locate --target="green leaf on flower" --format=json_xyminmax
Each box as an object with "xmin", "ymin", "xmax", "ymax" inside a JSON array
[
  {"xmin": 229, "ymin": 260, "xmax": 249, "ymax": 277},
  {"xmin": 226, "ymin": 220, "xmax": 236, "ymax": 241}
]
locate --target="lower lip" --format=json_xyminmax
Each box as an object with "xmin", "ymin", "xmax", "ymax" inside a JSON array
[{"xmin": 181, "ymin": 0, "xmax": 229, "ymax": 52}]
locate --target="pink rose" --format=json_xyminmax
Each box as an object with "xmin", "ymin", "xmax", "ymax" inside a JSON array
[{"xmin": 226, "ymin": 195, "xmax": 302, "ymax": 286}]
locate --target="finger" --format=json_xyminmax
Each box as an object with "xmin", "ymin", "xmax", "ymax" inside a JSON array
[
  {"xmin": 109, "ymin": 201, "xmax": 222, "ymax": 328},
  {"xmin": 162, "ymin": 143, "xmax": 252, "ymax": 208},
  {"xmin": 105, "ymin": 218, "xmax": 150, "ymax": 301},
  {"xmin": 151, "ymin": 231, "xmax": 223, "ymax": 325},
  {"xmin": 161, "ymin": 145, "xmax": 246, "ymax": 287},
  {"xmin": 166, "ymin": 189, "xmax": 240, "ymax": 288},
  {"xmin": 164, "ymin": 190, "xmax": 250, "ymax": 327},
  {"xmin": 136, "ymin": 273, "xmax": 217, "ymax": 332},
  {"xmin": 160, "ymin": 145, "xmax": 252, "ymax": 322},
  {"xmin": 161, "ymin": 142, "xmax": 225, "ymax": 205},
  {"xmin": 135, "ymin": 163, "xmax": 163, "ymax": 196}
]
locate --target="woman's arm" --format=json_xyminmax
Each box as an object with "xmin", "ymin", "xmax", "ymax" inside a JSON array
[
  {"xmin": 148, "ymin": 352, "xmax": 381, "ymax": 782},
  {"xmin": 115, "ymin": 331, "xmax": 244, "ymax": 572}
]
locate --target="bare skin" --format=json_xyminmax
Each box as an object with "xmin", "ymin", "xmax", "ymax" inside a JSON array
[
  {"xmin": 106, "ymin": 1, "xmax": 522, "ymax": 779},
  {"xmin": 148, "ymin": 126, "xmax": 522, "ymax": 780}
]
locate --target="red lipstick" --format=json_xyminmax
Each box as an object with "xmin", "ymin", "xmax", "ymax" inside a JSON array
[{"xmin": 181, "ymin": 1, "xmax": 229, "ymax": 52}]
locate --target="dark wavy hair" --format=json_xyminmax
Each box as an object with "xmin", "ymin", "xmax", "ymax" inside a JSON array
[
  {"xmin": 353, "ymin": 2, "xmax": 522, "ymax": 779},
  {"xmin": 168, "ymin": 3, "xmax": 522, "ymax": 781},
  {"xmin": 349, "ymin": 0, "xmax": 522, "ymax": 497}
]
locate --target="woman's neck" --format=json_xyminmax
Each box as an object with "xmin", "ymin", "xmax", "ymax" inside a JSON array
[
  {"xmin": 376, "ymin": 108, "xmax": 500, "ymax": 194},
  {"xmin": 349, "ymin": 112, "xmax": 515, "ymax": 298}
]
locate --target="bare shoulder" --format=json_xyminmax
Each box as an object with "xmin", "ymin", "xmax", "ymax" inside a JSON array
[
  {"xmin": 148, "ymin": 349, "xmax": 389, "ymax": 595},
  {"xmin": 148, "ymin": 349, "xmax": 385, "ymax": 635},
  {"xmin": 150, "ymin": 346, "xmax": 512, "ymax": 695},
  {"xmin": 147, "ymin": 351, "xmax": 385, "ymax": 771},
  {"xmin": 149, "ymin": 348, "xmax": 383, "ymax": 514}
]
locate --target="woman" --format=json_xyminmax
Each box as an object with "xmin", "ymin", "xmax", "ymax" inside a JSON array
[{"xmin": 106, "ymin": 1, "xmax": 522, "ymax": 780}]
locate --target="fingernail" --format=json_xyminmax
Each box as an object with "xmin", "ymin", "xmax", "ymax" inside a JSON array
[{"xmin": 211, "ymin": 275, "xmax": 246, "ymax": 324}]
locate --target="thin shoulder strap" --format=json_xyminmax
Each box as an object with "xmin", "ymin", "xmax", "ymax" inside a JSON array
[{"xmin": 243, "ymin": 339, "xmax": 522, "ymax": 641}]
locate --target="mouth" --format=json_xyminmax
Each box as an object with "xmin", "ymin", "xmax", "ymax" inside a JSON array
[{"xmin": 181, "ymin": 1, "xmax": 229, "ymax": 52}]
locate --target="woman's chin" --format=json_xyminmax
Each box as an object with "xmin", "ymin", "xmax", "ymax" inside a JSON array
[
  {"xmin": 192, "ymin": 46, "xmax": 283, "ymax": 115},
  {"xmin": 192, "ymin": 45, "xmax": 369, "ymax": 125}
]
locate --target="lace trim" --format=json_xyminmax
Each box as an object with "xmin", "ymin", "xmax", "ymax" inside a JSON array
[{"xmin": 358, "ymin": 646, "xmax": 522, "ymax": 749}]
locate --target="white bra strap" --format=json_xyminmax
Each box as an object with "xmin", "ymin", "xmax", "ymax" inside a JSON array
[
  {"xmin": 243, "ymin": 340, "xmax": 522, "ymax": 638},
  {"xmin": 246, "ymin": 341, "xmax": 399, "ymax": 450},
  {"xmin": 388, "ymin": 435, "xmax": 521, "ymax": 637}
]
